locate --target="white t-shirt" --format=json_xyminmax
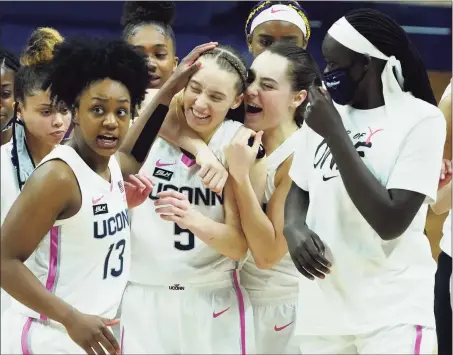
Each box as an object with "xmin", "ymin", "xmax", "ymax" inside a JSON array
[{"xmin": 289, "ymin": 98, "xmax": 446, "ymax": 335}]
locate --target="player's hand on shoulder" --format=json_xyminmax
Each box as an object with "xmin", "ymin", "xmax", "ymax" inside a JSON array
[
  {"xmin": 286, "ymin": 226, "xmax": 332, "ymax": 281},
  {"xmin": 63, "ymin": 309, "xmax": 120, "ymax": 355},
  {"xmin": 124, "ymin": 173, "xmax": 154, "ymax": 209},
  {"xmin": 196, "ymin": 146, "xmax": 228, "ymax": 196},
  {"xmin": 224, "ymin": 127, "xmax": 264, "ymax": 181},
  {"xmin": 154, "ymin": 190, "xmax": 200, "ymax": 230}
]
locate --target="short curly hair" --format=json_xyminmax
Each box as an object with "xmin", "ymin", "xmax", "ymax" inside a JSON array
[{"xmin": 43, "ymin": 37, "xmax": 149, "ymax": 116}]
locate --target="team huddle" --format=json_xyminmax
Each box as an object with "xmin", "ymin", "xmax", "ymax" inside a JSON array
[{"xmin": 0, "ymin": 1, "xmax": 451, "ymax": 355}]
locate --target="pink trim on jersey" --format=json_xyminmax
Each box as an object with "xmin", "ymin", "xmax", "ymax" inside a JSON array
[
  {"xmin": 41, "ymin": 226, "xmax": 62, "ymax": 321},
  {"xmin": 181, "ymin": 154, "xmax": 196, "ymax": 168},
  {"xmin": 21, "ymin": 317, "xmax": 34, "ymax": 355},
  {"xmin": 232, "ymin": 270, "xmax": 246, "ymax": 355},
  {"xmin": 414, "ymin": 325, "xmax": 423, "ymax": 355}
]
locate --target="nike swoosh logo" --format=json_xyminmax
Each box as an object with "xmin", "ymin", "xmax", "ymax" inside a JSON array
[
  {"xmin": 322, "ymin": 175, "xmax": 337, "ymax": 182},
  {"xmin": 92, "ymin": 195, "xmax": 104, "ymax": 204},
  {"xmin": 156, "ymin": 159, "xmax": 176, "ymax": 167},
  {"xmin": 213, "ymin": 307, "xmax": 230, "ymax": 318},
  {"xmin": 271, "ymin": 8, "xmax": 287, "ymax": 14},
  {"xmin": 274, "ymin": 321, "xmax": 293, "ymax": 332}
]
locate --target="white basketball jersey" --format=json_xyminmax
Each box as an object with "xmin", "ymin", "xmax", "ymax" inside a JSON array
[
  {"xmin": 10, "ymin": 145, "xmax": 130, "ymax": 323},
  {"xmin": 240, "ymin": 130, "xmax": 301, "ymax": 297},
  {"xmin": 130, "ymin": 120, "xmax": 243, "ymax": 286}
]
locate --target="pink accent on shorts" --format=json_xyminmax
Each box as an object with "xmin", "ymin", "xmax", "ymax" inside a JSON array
[
  {"xmin": 21, "ymin": 317, "xmax": 34, "ymax": 355},
  {"xmin": 181, "ymin": 154, "xmax": 196, "ymax": 168},
  {"xmin": 232, "ymin": 270, "xmax": 246, "ymax": 355},
  {"xmin": 41, "ymin": 226, "xmax": 61, "ymax": 321},
  {"xmin": 120, "ymin": 327, "xmax": 124, "ymax": 355},
  {"xmin": 414, "ymin": 325, "xmax": 423, "ymax": 355}
]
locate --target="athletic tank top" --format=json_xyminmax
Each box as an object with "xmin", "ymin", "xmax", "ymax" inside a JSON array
[
  {"xmin": 10, "ymin": 145, "xmax": 130, "ymax": 323},
  {"xmin": 130, "ymin": 120, "xmax": 244, "ymax": 286},
  {"xmin": 240, "ymin": 130, "xmax": 301, "ymax": 299}
]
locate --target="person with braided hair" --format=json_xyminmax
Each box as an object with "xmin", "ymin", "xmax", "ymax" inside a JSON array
[
  {"xmin": 120, "ymin": 45, "xmax": 266, "ymax": 354},
  {"xmin": 284, "ymin": 8, "xmax": 445, "ymax": 354},
  {"xmin": 0, "ymin": 47, "xmax": 20, "ymax": 145},
  {"xmin": 245, "ymin": 0, "xmax": 311, "ymax": 57}
]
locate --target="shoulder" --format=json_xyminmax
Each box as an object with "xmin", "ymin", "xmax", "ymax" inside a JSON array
[{"xmin": 31, "ymin": 159, "xmax": 78, "ymax": 190}]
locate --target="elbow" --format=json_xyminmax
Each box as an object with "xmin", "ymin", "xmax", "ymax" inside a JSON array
[
  {"xmin": 373, "ymin": 215, "xmax": 412, "ymax": 241},
  {"xmin": 228, "ymin": 241, "xmax": 248, "ymax": 261},
  {"xmin": 255, "ymin": 257, "xmax": 278, "ymax": 270}
]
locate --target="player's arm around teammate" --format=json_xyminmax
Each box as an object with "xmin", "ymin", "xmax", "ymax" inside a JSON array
[
  {"xmin": 116, "ymin": 42, "xmax": 218, "ymax": 177},
  {"xmin": 153, "ymin": 130, "xmax": 267, "ymax": 260}
]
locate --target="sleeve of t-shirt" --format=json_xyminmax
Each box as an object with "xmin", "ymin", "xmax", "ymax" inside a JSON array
[
  {"xmin": 386, "ymin": 114, "xmax": 446, "ymax": 204},
  {"xmin": 289, "ymin": 123, "xmax": 311, "ymax": 191}
]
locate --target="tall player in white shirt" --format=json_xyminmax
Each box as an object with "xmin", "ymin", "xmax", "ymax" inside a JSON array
[
  {"xmin": 0, "ymin": 37, "xmax": 210, "ymax": 354},
  {"xmin": 120, "ymin": 45, "xmax": 266, "ymax": 354},
  {"xmin": 221, "ymin": 43, "xmax": 322, "ymax": 354},
  {"xmin": 285, "ymin": 9, "xmax": 446, "ymax": 354},
  {"xmin": 431, "ymin": 81, "xmax": 452, "ymax": 355}
]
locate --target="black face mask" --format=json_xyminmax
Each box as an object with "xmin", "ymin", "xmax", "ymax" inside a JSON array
[{"xmin": 323, "ymin": 64, "xmax": 366, "ymax": 106}]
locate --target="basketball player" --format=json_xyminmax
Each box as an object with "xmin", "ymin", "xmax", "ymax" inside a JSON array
[
  {"xmin": 0, "ymin": 28, "xmax": 70, "ymax": 319},
  {"xmin": 0, "ymin": 48, "xmax": 20, "ymax": 145},
  {"xmin": 245, "ymin": 0, "xmax": 310, "ymax": 56},
  {"xmin": 120, "ymin": 45, "xmax": 266, "ymax": 354},
  {"xmin": 1, "ymin": 37, "xmax": 210, "ymax": 354},
  {"xmin": 222, "ymin": 43, "xmax": 322, "ymax": 354},
  {"xmin": 285, "ymin": 9, "xmax": 445, "ymax": 354},
  {"xmin": 431, "ymin": 81, "xmax": 452, "ymax": 355}
]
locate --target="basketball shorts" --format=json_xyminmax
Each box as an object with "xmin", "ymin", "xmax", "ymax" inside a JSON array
[
  {"xmin": 120, "ymin": 270, "xmax": 255, "ymax": 354},
  {"xmin": 1, "ymin": 308, "xmax": 83, "ymax": 354},
  {"xmin": 297, "ymin": 324, "xmax": 436, "ymax": 354},
  {"xmin": 250, "ymin": 296, "xmax": 299, "ymax": 354}
]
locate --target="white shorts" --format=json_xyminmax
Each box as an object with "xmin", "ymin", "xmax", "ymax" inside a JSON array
[
  {"xmin": 1, "ymin": 289, "xmax": 11, "ymax": 318},
  {"xmin": 251, "ymin": 297, "xmax": 299, "ymax": 354},
  {"xmin": 1, "ymin": 308, "xmax": 83, "ymax": 354},
  {"xmin": 297, "ymin": 324, "xmax": 436, "ymax": 354},
  {"xmin": 120, "ymin": 270, "xmax": 255, "ymax": 354}
]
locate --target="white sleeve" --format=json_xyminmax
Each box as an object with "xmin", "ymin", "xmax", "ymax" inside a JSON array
[
  {"xmin": 386, "ymin": 114, "xmax": 446, "ymax": 204},
  {"xmin": 289, "ymin": 123, "xmax": 311, "ymax": 191}
]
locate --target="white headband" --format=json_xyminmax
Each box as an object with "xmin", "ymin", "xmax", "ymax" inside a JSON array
[
  {"xmin": 328, "ymin": 16, "xmax": 405, "ymax": 101},
  {"xmin": 250, "ymin": 4, "xmax": 307, "ymax": 37}
]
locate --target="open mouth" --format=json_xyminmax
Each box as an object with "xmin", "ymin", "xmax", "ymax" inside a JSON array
[
  {"xmin": 246, "ymin": 103, "xmax": 263, "ymax": 114},
  {"xmin": 96, "ymin": 134, "xmax": 118, "ymax": 148},
  {"xmin": 191, "ymin": 108, "xmax": 210, "ymax": 120}
]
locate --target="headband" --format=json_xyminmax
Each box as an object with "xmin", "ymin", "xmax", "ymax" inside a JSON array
[{"xmin": 250, "ymin": 4, "xmax": 307, "ymax": 37}]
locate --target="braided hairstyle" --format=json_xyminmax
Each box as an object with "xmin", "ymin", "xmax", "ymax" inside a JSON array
[
  {"xmin": 43, "ymin": 37, "xmax": 149, "ymax": 117},
  {"xmin": 266, "ymin": 41, "xmax": 322, "ymax": 126},
  {"xmin": 198, "ymin": 45, "xmax": 247, "ymax": 95},
  {"xmin": 245, "ymin": 1, "xmax": 311, "ymax": 42},
  {"xmin": 122, "ymin": 1, "xmax": 176, "ymax": 53},
  {"xmin": 0, "ymin": 47, "xmax": 20, "ymax": 72},
  {"xmin": 345, "ymin": 8, "xmax": 436, "ymax": 106},
  {"xmin": 14, "ymin": 27, "xmax": 63, "ymax": 103}
]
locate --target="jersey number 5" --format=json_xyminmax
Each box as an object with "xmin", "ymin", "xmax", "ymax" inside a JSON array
[
  {"xmin": 174, "ymin": 223, "xmax": 195, "ymax": 251},
  {"xmin": 103, "ymin": 239, "xmax": 126, "ymax": 279}
]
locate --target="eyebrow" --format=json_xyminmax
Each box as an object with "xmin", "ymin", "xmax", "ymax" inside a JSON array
[
  {"xmin": 92, "ymin": 97, "xmax": 130, "ymax": 103},
  {"xmin": 37, "ymin": 104, "xmax": 52, "ymax": 108},
  {"xmin": 261, "ymin": 77, "xmax": 279, "ymax": 85},
  {"xmin": 135, "ymin": 44, "xmax": 168, "ymax": 50},
  {"xmin": 1, "ymin": 83, "xmax": 12, "ymax": 87},
  {"xmin": 190, "ymin": 80, "xmax": 226, "ymax": 98}
]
